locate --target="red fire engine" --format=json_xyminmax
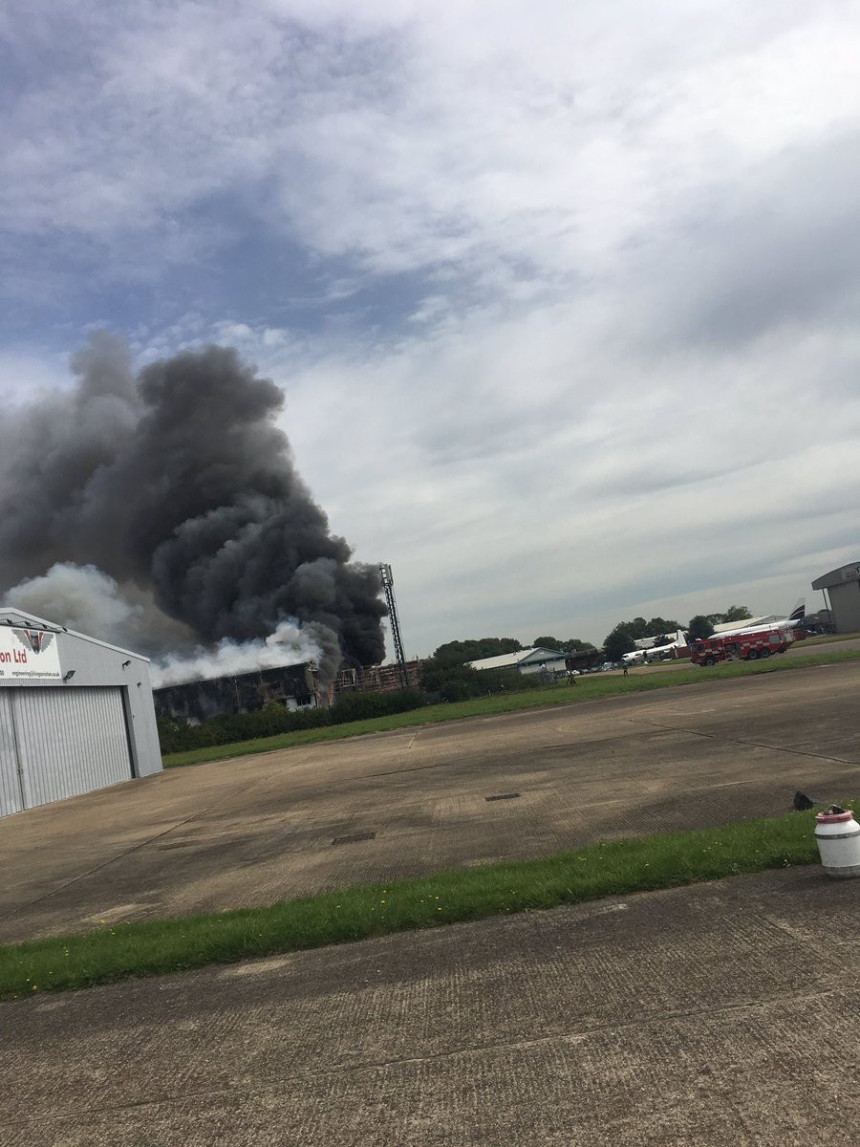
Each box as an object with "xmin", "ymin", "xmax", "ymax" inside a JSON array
[{"xmin": 690, "ymin": 625, "xmax": 803, "ymax": 666}]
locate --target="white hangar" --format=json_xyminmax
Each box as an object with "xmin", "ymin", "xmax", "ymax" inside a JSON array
[
  {"xmin": 0, "ymin": 608, "xmax": 162, "ymax": 819},
  {"xmin": 468, "ymin": 646, "xmax": 569, "ymax": 677}
]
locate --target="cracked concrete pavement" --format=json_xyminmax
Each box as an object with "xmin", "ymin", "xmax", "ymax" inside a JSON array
[
  {"xmin": 1, "ymin": 663, "xmax": 858, "ymax": 944},
  {"xmin": 2, "ymin": 868, "xmax": 858, "ymax": 1146},
  {"xmin": 1, "ymin": 662, "xmax": 858, "ymax": 1145}
]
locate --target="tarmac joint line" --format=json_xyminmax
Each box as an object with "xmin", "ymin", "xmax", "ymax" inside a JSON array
[
  {"xmin": 0, "ymin": 979, "xmax": 852, "ymax": 1132},
  {"xmin": 627, "ymin": 717, "xmax": 855, "ymax": 768}
]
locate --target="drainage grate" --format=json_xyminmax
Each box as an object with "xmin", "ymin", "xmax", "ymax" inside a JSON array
[
  {"xmin": 331, "ymin": 831, "xmax": 377, "ymax": 846},
  {"xmin": 485, "ymin": 792, "xmax": 521, "ymax": 802}
]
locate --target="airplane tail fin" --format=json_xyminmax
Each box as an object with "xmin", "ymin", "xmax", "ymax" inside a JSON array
[{"xmin": 788, "ymin": 598, "xmax": 805, "ymax": 622}]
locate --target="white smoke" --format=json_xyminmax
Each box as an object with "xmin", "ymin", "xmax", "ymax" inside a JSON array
[
  {"xmin": 3, "ymin": 562, "xmax": 141, "ymax": 639},
  {"xmin": 1, "ymin": 561, "xmax": 194, "ymax": 655},
  {"xmin": 150, "ymin": 620, "xmax": 327, "ymax": 688}
]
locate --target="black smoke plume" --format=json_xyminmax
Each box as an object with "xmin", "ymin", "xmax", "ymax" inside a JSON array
[{"xmin": 0, "ymin": 333, "xmax": 386, "ymax": 673}]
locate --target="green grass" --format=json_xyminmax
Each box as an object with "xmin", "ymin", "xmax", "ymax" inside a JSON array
[
  {"xmin": 1, "ymin": 806, "xmax": 849, "ymax": 1001},
  {"xmin": 163, "ymin": 648, "xmax": 860, "ymax": 768},
  {"xmin": 796, "ymin": 631, "xmax": 860, "ymax": 647}
]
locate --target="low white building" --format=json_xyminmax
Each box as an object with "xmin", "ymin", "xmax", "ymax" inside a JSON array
[
  {"xmin": 0, "ymin": 608, "xmax": 162, "ymax": 818},
  {"xmin": 468, "ymin": 647, "xmax": 568, "ymax": 676}
]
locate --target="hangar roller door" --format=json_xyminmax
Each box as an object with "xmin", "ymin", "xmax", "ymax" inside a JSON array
[
  {"xmin": 3, "ymin": 687, "xmax": 133, "ymax": 811},
  {"xmin": 0, "ymin": 690, "xmax": 24, "ymax": 817}
]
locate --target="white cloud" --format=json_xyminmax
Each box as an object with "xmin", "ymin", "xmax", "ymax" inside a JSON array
[
  {"xmin": 0, "ymin": 349, "xmax": 73, "ymax": 403},
  {"xmin": 263, "ymin": 274, "xmax": 860, "ymax": 650},
  {"xmin": 212, "ymin": 321, "xmax": 255, "ymax": 343},
  {"xmin": 4, "ymin": 2, "xmax": 858, "ymax": 284}
]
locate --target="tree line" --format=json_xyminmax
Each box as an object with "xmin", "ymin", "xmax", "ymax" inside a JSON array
[
  {"xmin": 430, "ymin": 635, "xmax": 594, "ymax": 669},
  {"xmin": 428, "ymin": 609, "xmax": 753, "ymax": 690}
]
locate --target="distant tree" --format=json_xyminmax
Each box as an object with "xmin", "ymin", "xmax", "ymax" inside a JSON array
[
  {"xmin": 601, "ymin": 616, "xmax": 681, "ymax": 662},
  {"xmin": 615, "ymin": 617, "xmax": 681, "ymax": 640},
  {"xmin": 602, "ymin": 625, "xmax": 637, "ymax": 662},
  {"xmin": 644, "ymin": 617, "xmax": 681, "ymax": 636},
  {"xmin": 687, "ymin": 614, "xmax": 714, "ymax": 641},
  {"xmin": 420, "ymin": 660, "xmax": 525, "ymax": 701},
  {"xmin": 722, "ymin": 605, "xmax": 753, "ymax": 623},
  {"xmin": 533, "ymin": 636, "xmax": 595, "ymax": 652},
  {"xmin": 686, "ymin": 606, "xmax": 752, "ymax": 639}
]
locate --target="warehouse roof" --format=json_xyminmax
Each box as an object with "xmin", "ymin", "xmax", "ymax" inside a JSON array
[
  {"xmin": 811, "ymin": 562, "xmax": 860, "ymax": 591},
  {"xmin": 468, "ymin": 646, "xmax": 566, "ymax": 671}
]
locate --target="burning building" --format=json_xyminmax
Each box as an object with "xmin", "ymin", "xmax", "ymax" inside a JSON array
[
  {"xmin": 153, "ymin": 662, "xmax": 319, "ymax": 725},
  {"xmin": 154, "ymin": 657, "xmax": 423, "ymax": 726}
]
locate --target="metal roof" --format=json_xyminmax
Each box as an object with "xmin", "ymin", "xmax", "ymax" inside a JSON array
[
  {"xmin": 0, "ymin": 607, "xmax": 149, "ymax": 661},
  {"xmin": 468, "ymin": 647, "xmax": 566, "ymax": 671},
  {"xmin": 811, "ymin": 562, "xmax": 860, "ymax": 591}
]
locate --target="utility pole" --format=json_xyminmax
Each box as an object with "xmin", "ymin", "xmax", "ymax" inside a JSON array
[{"xmin": 379, "ymin": 563, "xmax": 409, "ymax": 689}]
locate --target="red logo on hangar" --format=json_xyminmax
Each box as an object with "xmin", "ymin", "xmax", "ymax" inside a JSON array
[{"xmin": 13, "ymin": 629, "xmax": 55, "ymax": 654}]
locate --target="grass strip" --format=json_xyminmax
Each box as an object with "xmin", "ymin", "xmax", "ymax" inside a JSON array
[
  {"xmin": 163, "ymin": 649, "xmax": 860, "ymax": 768},
  {"xmin": 1, "ymin": 806, "xmax": 848, "ymax": 1001},
  {"xmin": 797, "ymin": 631, "xmax": 860, "ymax": 647}
]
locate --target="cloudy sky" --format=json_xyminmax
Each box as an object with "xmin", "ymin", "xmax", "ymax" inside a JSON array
[{"xmin": 2, "ymin": 0, "xmax": 859, "ymax": 656}]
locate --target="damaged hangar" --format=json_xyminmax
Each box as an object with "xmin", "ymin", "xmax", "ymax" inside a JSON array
[
  {"xmin": 153, "ymin": 658, "xmax": 424, "ymax": 725},
  {"xmin": 153, "ymin": 663, "xmax": 318, "ymax": 725}
]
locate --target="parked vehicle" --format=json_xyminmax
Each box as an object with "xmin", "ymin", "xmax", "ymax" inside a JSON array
[{"xmin": 690, "ymin": 624, "xmax": 803, "ymax": 667}]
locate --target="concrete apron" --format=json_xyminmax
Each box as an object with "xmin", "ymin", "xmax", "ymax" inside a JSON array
[{"xmin": 1, "ymin": 867, "xmax": 858, "ymax": 1147}]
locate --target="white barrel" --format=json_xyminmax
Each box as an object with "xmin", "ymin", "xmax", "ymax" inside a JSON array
[{"xmin": 814, "ymin": 810, "xmax": 860, "ymax": 878}]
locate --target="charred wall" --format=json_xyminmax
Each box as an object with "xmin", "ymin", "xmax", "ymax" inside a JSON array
[{"xmin": 153, "ymin": 663, "xmax": 316, "ymax": 724}]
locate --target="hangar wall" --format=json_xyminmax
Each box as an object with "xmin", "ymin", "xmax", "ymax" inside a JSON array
[
  {"xmin": 811, "ymin": 563, "xmax": 860, "ymax": 634},
  {"xmin": 0, "ymin": 610, "xmax": 162, "ymax": 818},
  {"xmin": 828, "ymin": 581, "xmax": 860, "ymax": 634}
]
